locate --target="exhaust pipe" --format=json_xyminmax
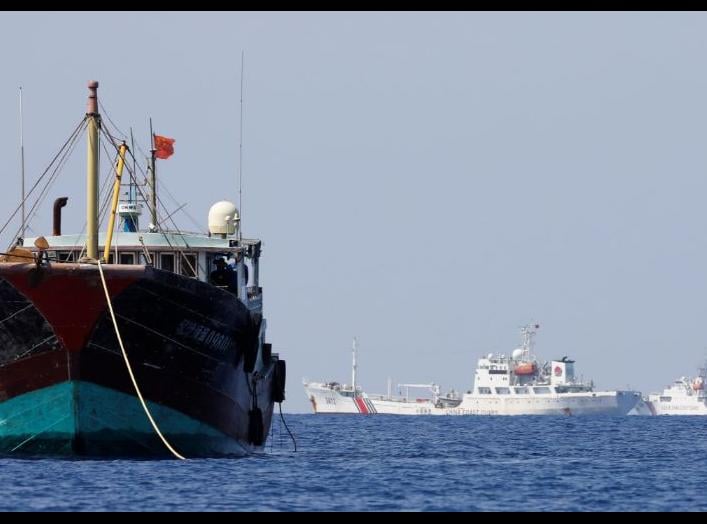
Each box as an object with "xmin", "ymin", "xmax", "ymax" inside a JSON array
[{"xmin": 53, "ymin": 197, "xmax": 68, "ymax": 236}]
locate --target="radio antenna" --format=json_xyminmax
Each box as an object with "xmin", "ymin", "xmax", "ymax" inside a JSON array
[
  {"xmin": 238, "ymin": 50, "xmax": 244, "ymax": 241},
  {"xmin": 19, "ymin": 86, "xmax": 26, "ymax": 239}
]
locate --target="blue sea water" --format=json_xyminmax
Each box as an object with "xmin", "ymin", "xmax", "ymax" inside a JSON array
[{"xmin": 1, "ymin": 414, "xmax": 706, "ymax": 511}]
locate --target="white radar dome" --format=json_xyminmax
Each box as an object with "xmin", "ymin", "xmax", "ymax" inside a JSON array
[
  {"xmin": 208, "ymin": 201, "xmax": 239, "ymax": 237},
  {"xmin": 511, "ymin": 348, "xmax": 524, "ymax": 360}
]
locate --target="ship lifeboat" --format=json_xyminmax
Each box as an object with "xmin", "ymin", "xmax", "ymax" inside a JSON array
[
  {"xmin": 692, "ymin": 377, "xmax": 704, "ymax": 391},
  {"xmin": 514, "ymin": 362, "xmax": 537, "ymax": 376}
]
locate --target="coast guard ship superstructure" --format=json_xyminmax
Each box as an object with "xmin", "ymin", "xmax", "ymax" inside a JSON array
[{"xmin": 455, "ymin": 324, "xmax": 640, "ymax": 415}]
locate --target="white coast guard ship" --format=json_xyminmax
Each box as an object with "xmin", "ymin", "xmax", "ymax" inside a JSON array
[
  {"xmin": 452, "ymin": 324, "xmax": 641, "ymax": 415},
  {"xmin": 304, "ymin": 325, "xmax": 640, "ymax": 415},
  {"xmin": 638, "ymin": 362, "xmax": 707, "ymax": 415},
  {"xmin": 302, "ymin": 339, "xmax": 462, "ymax": 415}
]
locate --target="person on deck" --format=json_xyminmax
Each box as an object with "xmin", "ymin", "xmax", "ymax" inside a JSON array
[
  {"xmin": 210, "ymin": 258, "xmax": 231, "ymax": 287},
  {"xmin": 227, "ymin": 252, "xmax": 249, "ymax": 294}
]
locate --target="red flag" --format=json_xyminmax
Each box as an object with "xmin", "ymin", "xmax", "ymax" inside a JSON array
[{"xmin": 153, "ymin": 134, "xmax": 175, "ymax": 160}]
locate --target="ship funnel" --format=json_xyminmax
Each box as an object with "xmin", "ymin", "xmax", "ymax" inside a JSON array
[{"xmin": 52, "ymin": 197, "xmax": 68, "ymax": 236}]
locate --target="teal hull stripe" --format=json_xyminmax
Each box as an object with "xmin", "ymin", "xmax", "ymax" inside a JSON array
[{"xmin": 0, "ymin": 381, "xmax": 248, "ymax": 457}]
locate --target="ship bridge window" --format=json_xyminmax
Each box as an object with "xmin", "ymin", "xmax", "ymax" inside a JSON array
[
  {"xmin": 495, "ymin": 387, "xmax": 510, "ymax": 395},
  {"xmin": 514, "ymin": 387, "xmax": 529, "ymax": 394},
  {"xmin": 160, "ymin": 253, "xmax": 175, "ymax": 273},
  {"xmin": 180, "ymin": 253, "xmax": 198, "ymax": 278},
  {"xmin": 660, "ymin": 396, "xmax": 672, "ymax": 402},
  {"xmin": 119, "ymin": 252, "xmax": 135, "ymax": 265},
  {"xmin": 532, "ymin": 387, "xmax": 551, "ymax": 394},
  {"xmin": 477, "ymin": 387, "xmax": 492, "ymax": 395}
]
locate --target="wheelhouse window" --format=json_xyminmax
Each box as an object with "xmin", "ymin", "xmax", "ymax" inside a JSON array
[
  {"xmin": 180, "ymin": 253, "xmax": 198, "ymax": 278},
  {"xmin": 477, "ymin": 387, "xmax": 492, "ymax": 395},
  {"xmin": 160, "ymin": 253, "xmax": 175, "ymax": 272},
  {"xmin": 495, "ymin": 387, "xmax": 510, "ymax": 395},
  {"xmin": 119, "ymin": 252, "xmax": 135, "ymax": 265},
  {"xmin": 57, "ymin": 251, "xmax": 75, "ymax": 262},
  {"xmin": 139, "ymin": 251, "xmax": 153, "ymax": 265},
  {"xmin": 532, "ymin": 387, "xmax": 551, "ymax": 394}
]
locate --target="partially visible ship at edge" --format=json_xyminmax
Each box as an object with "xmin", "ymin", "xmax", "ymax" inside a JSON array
[
  {"xmin": 630, "ymin": 361, "xmax": 707, "ymax": 415},
  {"xmin": 303, "ymin": 324, "xmax": 641, "ymax": 416}
]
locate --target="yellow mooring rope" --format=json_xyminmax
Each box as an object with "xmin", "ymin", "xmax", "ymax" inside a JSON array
[{"xmin": 96, "ymin": 260, "xmax": 186, "ymax": 460}]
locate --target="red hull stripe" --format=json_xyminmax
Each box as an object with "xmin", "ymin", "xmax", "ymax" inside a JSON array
[
  {"xmin": 1, "ymin": 265, "xmax": 138, "ymax": 352},
  {"xmin": 354, "ymin": 397, "xmax": 369, "ymax": 414}
]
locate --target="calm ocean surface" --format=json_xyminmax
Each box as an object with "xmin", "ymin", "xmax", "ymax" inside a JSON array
[{"xmin": 1, "ymin": 414, "xmax": 706, "ymax": 511}]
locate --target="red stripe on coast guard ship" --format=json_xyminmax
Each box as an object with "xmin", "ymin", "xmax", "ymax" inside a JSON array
[{"xmin": 354, "ymin": 397, "xmax": 369, "ymax": 414}]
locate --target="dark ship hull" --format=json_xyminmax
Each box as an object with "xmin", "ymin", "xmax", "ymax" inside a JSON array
[{"xmin": 0, "ymin": 262, "xmax": 280, "ymax": 457}]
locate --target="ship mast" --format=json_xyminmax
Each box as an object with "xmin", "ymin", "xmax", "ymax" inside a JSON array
[
  {"xmin": 352, "ymin": 337, "xmax": 358, "ymax": 394},
  {"xmin": 149, "ymin": 118, "xmax": 158, "ymax": 232},
  {"xmin": 85, "ymin": 81, "xmax": 100, "ymax": 261},
  {"xmin": 521, "ymin": 323, "xmax": 539, "ymax": 360}
]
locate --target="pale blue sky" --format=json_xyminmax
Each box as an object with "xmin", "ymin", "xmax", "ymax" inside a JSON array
[{"xmin": 2, "ymin": 12, "xmax": 707, "ymax": 412}]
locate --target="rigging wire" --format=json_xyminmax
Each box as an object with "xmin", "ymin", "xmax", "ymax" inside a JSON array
[
  {"xmin": 100, "ymin": 108, "xmax": 205, "ymax": 235},
  {"xmin": 23, "ymin": 119, "xmax": 88, "ymax": 230},
  {"xmin": 100, "ymin": 127, "xmax": 203, "ymax": 276},
  {"xmin": 98, "ymin": 100, "xmax": 128, "ymax": 140},
  {"xmin": 66, "ymin": 140, "xmax": 124, "ymax": 260},
  {"xmin": 8, "ymin": 98, "xmax": 228, "ymax": 279},
  {"xmin": 6, "ymin": 120, "xmax": 87, "ymax": 251},
  {"xmin": 0, "ymin": 116, "xmax": 87, "ymax": 247},
  {"xmin": 100, "ymin": 129, "xmax": 195, "ymax": 272}
]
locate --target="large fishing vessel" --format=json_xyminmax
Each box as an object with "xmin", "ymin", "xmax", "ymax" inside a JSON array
[
  {"xmin": 637, "ymin": 362, "xmax": 707, "ymax": 415},
  {"xmin": 304, "ymin": 325, "xmax": 640, "ymax": 415},
  {"xmin": 0, "ymin": 81, "xmax": 286, "ymax": 457}
]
